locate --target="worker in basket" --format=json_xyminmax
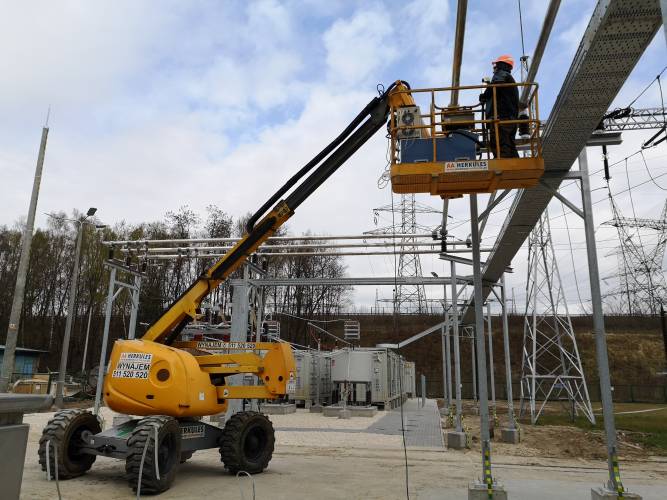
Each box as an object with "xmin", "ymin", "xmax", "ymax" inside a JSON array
[{"xmin": 479, "ymin": 54, "xmax": 519, "ymax": 158}]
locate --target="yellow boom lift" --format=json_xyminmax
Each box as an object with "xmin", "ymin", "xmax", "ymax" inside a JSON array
[{"xmin": 38, "ymin": 80, "xmax": 542, "ymax": 494}]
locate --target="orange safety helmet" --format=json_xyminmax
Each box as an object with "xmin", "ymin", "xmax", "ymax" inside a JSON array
[{"xmin": 492, "ymin": 54, "xmax": 514, "ymax": 69}]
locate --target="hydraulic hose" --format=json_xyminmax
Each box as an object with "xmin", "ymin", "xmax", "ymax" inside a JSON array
[{"xmin": 245, "ymin": 80, "xmax": 409, "ymax": 233}]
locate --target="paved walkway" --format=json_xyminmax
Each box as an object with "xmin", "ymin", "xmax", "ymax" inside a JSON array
[
  {"xmin": 365, "ymin": 398, "xmax": 444, "ymax": 448},
  {"xmin": 275, "ymin": 398, "xmax": 444, "ymax": 449}
]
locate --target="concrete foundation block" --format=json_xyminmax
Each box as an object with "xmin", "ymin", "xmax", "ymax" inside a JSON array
[
  {"xmin": 445, "ymin": 431, "xmax": 467, "ymax": 449},
  {"xmin": 338, "ymin": 409, "xmax": 351, "ymax": 419},
  {"xmin": 349, "ymin": 406, "xmax": 377, "ymax": 417},
  {"xmin": 309, "ymin": 404, "xmax": 323, "ymax": 413},
  {"xmin": 468, "ymin": 481, "xmax": 507, "ymax": 500},
  {"xmin": 439, "ymin": 407, "xmax": 450, "ymax": 417},
  {"xmin": 322, "ymin": 406, "xmax": 343, "ymax": 417},
  {"xmin": 259, "ymin": 403, "xmax": 296, "ymax": 415},
  {"xmin": 501, "ymin": 427, "xmax": 520, "ymax": 444},
  {"xmin": 591, "ymin": 487, "xmax": 642, "ymax": 499}
]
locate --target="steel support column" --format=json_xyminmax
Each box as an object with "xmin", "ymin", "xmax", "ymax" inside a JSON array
[
  {"xmin": 500, "ymin": 275, "xmax": 516, "ymax": 429},
  {"xmin": 451, "ymin": 261, "xmax": 463, "ymax": 432},
  {"xmin": 127, "ymin": 274, "xmax": 142, "ymax": 340},
  {"xmin": 579, "ymin": 148, "xmax": 624, "ymax": 494},
  {"xmin": 94, "ymin": 267, "xmax": 117, "ymax": 416},
  {"xmin": 486, "ymin": 301, "xmax": 496, "ymax": 413},
  {"xmin": 470, "ymin": 194, "xmax": 493, "ymax": 486}
]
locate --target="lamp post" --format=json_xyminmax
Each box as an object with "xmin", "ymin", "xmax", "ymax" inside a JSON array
[{"xmin": 51, "ymin": 208, "xmax": 105, "ymax": 408}]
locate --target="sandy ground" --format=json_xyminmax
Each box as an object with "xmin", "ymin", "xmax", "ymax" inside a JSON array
[{"xmin": 18, "ymin": 404, "xmax": 667, "ymax": 500}]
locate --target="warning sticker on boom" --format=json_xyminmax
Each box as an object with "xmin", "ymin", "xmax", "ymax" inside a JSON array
[
  {"xmin": 112, "ymin": 352, "xmax": 152, "ymax": 379},
  {"xmin": 444, "ymin": 160, "xmax": 488, "ymax": 172},
  {"xmin": 196, "ymin": 341, "xmax": 256, "ymax": 351}
]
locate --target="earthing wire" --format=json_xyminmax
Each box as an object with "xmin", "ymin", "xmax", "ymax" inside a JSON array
[
  {"xmin": 236, "ymin": 471, "xmax": 256, "ymax": 500},
  {"xmin": 46, "ymin": 440, "xmax": 62, "ymax": 500},
  {"xmin": 627, "ymin": 65, "xmax": 667, "ymax": 107},
  {"xmin": 623, "ymin": 159, "xmax": 648, "ymax": 256},
  {"xmin": 274, "ymin": 311, "xmax": 347, "ymax": 324},
  {"xmin": 560, "ymin": 200, "xmax": 588, "ymax": 314},
  {"xmin": 136, "ymin": 429, "xmax": 149, "ymax": 499},
  {"xmin": 658, "ymin": 74, "xmax": 666, "ymax": 128},
  {"xmin": 136, "ymin": 424, "xmax": 160, "ymax": 500},
  {"xmin": 389, "ymin": 189, "xmax": 410, "ymax": 500},
  {"xmin": 517, "ymin": 0, "xmax": 526, "ymax": 57},
  {"xmin": 640, "ymin": 151, "xmax": 667, "ymax": 191}
]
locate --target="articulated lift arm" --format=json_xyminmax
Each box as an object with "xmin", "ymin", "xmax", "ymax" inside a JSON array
[{"xmin": 142, "ymin": 81, "xmax": 414, "ymax": 345}]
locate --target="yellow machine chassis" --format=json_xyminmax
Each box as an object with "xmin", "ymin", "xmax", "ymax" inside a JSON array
[
  {"xmin": 104, "ymin": 339, "xmax": 296, "ymax": 417},
  {"xmin": 391, "ymin": 157, "xmax": 544, "ymax": 197}
]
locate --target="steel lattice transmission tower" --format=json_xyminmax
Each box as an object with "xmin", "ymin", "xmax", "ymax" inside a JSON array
[
  {"xmin": 602, "ymin": 196, "xmax": 667, "ymax": 315},
  {"xmin": 371, "ymin": 194, "xmax": 439, "ymax": 313},
  {"xmin": 520, "ymin": 210, "xmax": 595, "ymax": 424}
]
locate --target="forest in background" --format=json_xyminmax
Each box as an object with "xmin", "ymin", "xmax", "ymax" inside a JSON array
[{"xmin": 0, "ymin": 205, "xmax": 351, "ymax": 375}]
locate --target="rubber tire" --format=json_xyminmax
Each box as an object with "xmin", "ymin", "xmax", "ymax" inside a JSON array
[
  {"xmin": 180, "ymin": 451, "xmax": 194, "ymax": 463},
  {"xmin": 38, "ymin": 409, "xmax": 101, "ymax": 479},
  {"xmin": 125, "ymin": 416, "xmax": 181, "ymax": 494},
  {"xmin": 219, "ymin": 411, "xmax": 274, "ymax": 474}
]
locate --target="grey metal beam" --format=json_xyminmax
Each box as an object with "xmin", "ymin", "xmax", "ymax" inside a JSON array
[
  {"xmin": 449, "ymin": 0, "xmax": 467, "ymax": 106},
  {"xmin": 228, "ymin": 276, "xmax": 473, "ymax": 287},
  {"xmin": 461, "ymin": 0, "xmax": 662, "ymax": 325},
  {"xmin": 586, "ymin": 131, "xmax": 623, "ymax": 146},
  {"xmin": 538, "ymin": 180, "xmax": 584, "ymax": 219},
  {"xmin": 520, "ymin": 0, "xmax": 562, "ymax": 105},
  {"xmin": 376, "ymin": 319, "xmax": 448, "ymax": 349},
  {"xmin": 478, "ymin": 189, "xmax": 511, "ymax": 223}
]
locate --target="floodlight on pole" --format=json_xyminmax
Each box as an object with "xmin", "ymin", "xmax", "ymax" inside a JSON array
[{"xmin": 52, "ymin": 208, "xmax": 104, "ymax": 408}]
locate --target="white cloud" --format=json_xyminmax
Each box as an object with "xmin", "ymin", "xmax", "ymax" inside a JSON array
[{"xmin": 323, "ymin": 5, "xmax": 397, "ymax": 87}]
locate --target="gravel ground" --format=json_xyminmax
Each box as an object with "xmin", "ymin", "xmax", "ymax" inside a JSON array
[{"xmin": 18, "ymin": 403, "xmax": 667, "ymax": 499}]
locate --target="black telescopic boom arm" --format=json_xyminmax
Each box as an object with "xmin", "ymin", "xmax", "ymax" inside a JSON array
[{"xmin": 144, "ymin": 83, "xmax": 403, "ymax": 345}]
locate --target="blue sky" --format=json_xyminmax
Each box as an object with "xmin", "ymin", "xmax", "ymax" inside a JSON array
[{"xmin": 1, "ymin": 1, "xmax": 666, "ymax": 310}]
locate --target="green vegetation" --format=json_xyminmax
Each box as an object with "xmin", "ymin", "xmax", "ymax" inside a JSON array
[{"xmin": 536, "ymin": 403, "xmax": 667, "ymax": 454}]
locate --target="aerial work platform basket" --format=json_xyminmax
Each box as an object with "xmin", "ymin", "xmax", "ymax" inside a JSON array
[{"xmin": 388, "ymin": 82, "xmax": 544, "ymax": 198}]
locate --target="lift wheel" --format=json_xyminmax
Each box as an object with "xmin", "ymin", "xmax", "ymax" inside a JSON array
[
  {"xmin": 38, "ymin": 409, "xmax": 101, "ymax": 479},
  {"xmin": 125, "ymin": 415, "xmax": 181, "ymax": 494},
  {"xmin": 220, "ymin": 411, "xmax": 275, "ymax": 474}
]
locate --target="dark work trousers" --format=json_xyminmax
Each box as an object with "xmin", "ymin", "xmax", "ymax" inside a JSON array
[{"xmin": 488, "ymin": 124, "xmax": 519, "ymax": 158}]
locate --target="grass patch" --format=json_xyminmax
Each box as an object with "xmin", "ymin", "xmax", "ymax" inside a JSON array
[{"xmin": 534, "ymin": 403, "xmax": 667, "ymax": 455}]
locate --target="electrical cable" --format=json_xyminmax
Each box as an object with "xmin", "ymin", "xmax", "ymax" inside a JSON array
[
  {"xmin": 274, "ymin": 311, "xmax": 347, "ymax": 324},
  {"xmin": 658, "ymin": 74, "xmax": 666, "ymax": 128},
  {"xmin": 236, "ymin": 471, "xmax": 257, "ymax": 500},
  {"xmin": 46, "ymin": 440, "xmax": 62, "ymax": 500},
  {"xmin": 517, "ymin": 0, "xmax": 526, "ymax": 58},
  {"xmin": 389, "ymin": 189, "xmax": 410, "ymax": 500},
  {"xmin": 135, "ymin": 424, "xmax": 162, "ymax": 500},
  {"xmin": 560, "ymin": 200, "xmax": 588, "ymax": 314},
  {"xmin": 136, "ymin": 428, "xmax": 150, "ymax": 499},
  {"xmin": 640, "ymin": 151, "xmax": 667, "ymax": 191},
  {"xmin": 626, "ymin": 65, "xmax": 667, "ymax": 108}
]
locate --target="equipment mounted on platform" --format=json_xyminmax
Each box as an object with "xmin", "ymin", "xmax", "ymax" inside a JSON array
[{"xmin": 388, "ymin": 82, "xmax": 544, "ymax": 198}]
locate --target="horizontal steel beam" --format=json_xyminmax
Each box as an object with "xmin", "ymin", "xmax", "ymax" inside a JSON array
[
  {"xmin": 104, "ymin": 233, "xmax": 445, "ymax": 247},
  {"xmin": 228, "ymin": 276, "xmax": 473, "ymax": 287}
]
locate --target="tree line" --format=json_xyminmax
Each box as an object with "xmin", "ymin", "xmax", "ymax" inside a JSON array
[{"xmin": 0, "ymin": 205, "xmax": 351, "ymax": 377}]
